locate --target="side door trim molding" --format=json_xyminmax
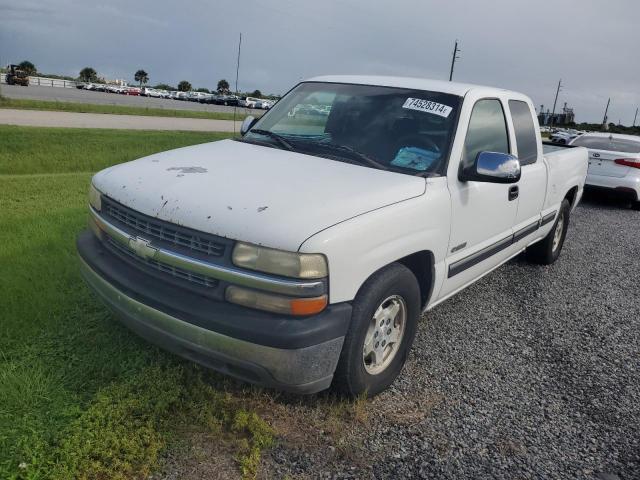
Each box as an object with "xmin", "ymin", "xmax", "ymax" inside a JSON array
[
  {"xmin": 447, "ymin": 213, "xmax": 556, "ymax": 278},
  {"xmin": 540, "ymin": 211, "xmax": 557, "ymax": 226},
  {"xmin": 513, "ymin": 220, "xmax": 540, "ymax": 243},
  {"xmin": 448, "ymin": 235, "xmax": 513, "ymax": 278}
]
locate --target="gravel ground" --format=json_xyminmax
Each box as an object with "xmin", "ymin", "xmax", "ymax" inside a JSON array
[{"xmin": 259, "ymin": 192, "xmax": 639, "ymax": 480}]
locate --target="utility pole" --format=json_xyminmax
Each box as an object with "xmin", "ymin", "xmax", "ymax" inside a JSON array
[
  {"xmin": 449, "ymin": 40, "xmax": 460, "ymax": 81},
  {"xmin": 549, "ymin": 79, "xmax": 562, "ymax": 127},
  {"xmin": 233, "ymin": 32, "xmax": 242, "ymax": 135},
  {"xmin": 602, "ymin": 97, "xmax": 610, "ymax": 129},
  {"xmin": 633, "ymin": 107, "xmax": 638, "ymax": 127}
]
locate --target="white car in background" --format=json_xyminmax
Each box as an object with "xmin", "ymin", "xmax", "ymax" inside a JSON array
[
  {"xmin": 239, "ymin": 97, "xmax": 261, "ymax": 108},
  {"xmin": 570, "ymin": 133, "xmax": 640, "ymax": 209},
  {"xmin": 147, "ymin": 88, "xmax": 164, "ymax": 98},
  {"xmin": 550, "ymin": 129, "xmax": 581, "ymax": 144}
]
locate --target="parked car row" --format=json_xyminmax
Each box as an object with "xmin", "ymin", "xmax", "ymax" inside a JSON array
[{"xmin": 75, "ymin": 82, "xmax": 274, "ymax": 108}]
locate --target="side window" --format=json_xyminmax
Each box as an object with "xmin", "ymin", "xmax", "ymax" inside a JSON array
[
  {"xmin": 462, "ymin": 99, "xmax": 510, "ymax": 169},
  {"xmin": 509, "ymin": 100, "xmax": 539, "ymax": 165}
]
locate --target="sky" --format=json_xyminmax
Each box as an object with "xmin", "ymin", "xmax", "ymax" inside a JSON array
[{"xmin": 1, "ymin": 0, "xmax": 638, "ymax": 124}]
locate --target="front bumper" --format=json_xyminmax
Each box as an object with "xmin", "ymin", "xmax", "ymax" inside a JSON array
[{"xmin": 77, "ymin": 231, "xmax": 351, "ymax": 394}]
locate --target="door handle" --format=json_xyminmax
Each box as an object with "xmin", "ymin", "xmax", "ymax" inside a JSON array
[{"xmin": 508, "ymin": 185, "xmax": 519, "ymax": 201}]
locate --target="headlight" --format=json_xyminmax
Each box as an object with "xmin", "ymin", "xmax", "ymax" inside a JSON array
[
  {"xmin": 232, "ymin": 242, "xmax": 327, "ymax": 279},
  {"xmin": 88, "ymin": 183, "xmax": 102, "ymax": 211}
]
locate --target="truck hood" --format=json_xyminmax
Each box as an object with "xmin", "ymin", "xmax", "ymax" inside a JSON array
[{"xmin": 93, "ymin": 139, "xmax": 426, "ymax": 251}]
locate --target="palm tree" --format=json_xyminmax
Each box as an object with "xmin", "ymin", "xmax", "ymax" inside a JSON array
[
  {"xmin": 134, "ymin": 69, "xmax": 149, "ymax": 88},
  {"xmin": 217, "ymin": 79, "xmax": 230, "ymax": 93},
  {"xmin": 178, "ymin": 80, "xmax": 192, "ymax": 92},
  {"xmin": 78, "ymin": 67, "xmax": 98, "ymax": 82},
  {"xmin": 18, "ymin": 61, "xmax": 36, "ymax": 76}
]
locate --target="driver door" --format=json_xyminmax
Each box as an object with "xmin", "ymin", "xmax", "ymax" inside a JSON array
[{"xmin": 439, "ymin": 97, "xmax": 519, "ymax": 298}]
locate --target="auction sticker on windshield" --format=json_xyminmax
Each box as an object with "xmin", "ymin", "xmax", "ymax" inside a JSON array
[{"xmin": 402, "ymin": 98, "xmax": 452, "ymax": 118}]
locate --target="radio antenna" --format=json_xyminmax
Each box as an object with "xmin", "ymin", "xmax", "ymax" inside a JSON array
[{"xmin": 233, "ymin": 32, "xmax": 242, "ymax": 136}]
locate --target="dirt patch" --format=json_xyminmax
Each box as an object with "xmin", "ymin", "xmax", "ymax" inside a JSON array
[{"xmin": 158, "ymin": 430, "xmax": 240, "ymax": 480}]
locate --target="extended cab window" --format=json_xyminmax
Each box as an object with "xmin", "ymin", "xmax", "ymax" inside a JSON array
[
  {"xmin": 242, "ymin": 82, "xmax": 462, "ymax": 176},
  {"xmin": 462, "ymin": 99, "xmax": 509, "ymax": 169},
  {"xmin": 509, "ymin": 100, "xmax": 538, "ymax": 165}
]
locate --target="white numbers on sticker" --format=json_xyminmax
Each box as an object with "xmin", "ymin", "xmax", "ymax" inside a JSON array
[{"xmin": 402, "ymin": 98, "xmax": 452, "ymax": 118}]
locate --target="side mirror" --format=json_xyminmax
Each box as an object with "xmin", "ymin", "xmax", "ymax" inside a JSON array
[
  {"xmin": 459, "ymin": 151, "xmax": 521, "ymax": 184},
  {"xmin": 240, "ymin": 116, "xmax": 257, "ymax": 136}
]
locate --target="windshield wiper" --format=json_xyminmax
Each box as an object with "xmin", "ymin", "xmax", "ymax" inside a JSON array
[
  {"xmin": 249, "ymin": 129, "xmax": 294, "ymax": 151},
  {"xmin": 312, "ymin": 142, "xmax": 389, "ymax": 171}
]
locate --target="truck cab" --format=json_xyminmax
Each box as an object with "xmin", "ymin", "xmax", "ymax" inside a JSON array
[
  {"xmin": 77, "ymin": 76, "xmax": 587, "ymax": 397},
  {"xmin": 6, "ymin": 64, "xmax": 29, "ymax": 86}
]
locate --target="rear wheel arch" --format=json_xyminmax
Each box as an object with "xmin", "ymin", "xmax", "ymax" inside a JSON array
[{"xmin": 564, "ymin": 185, "xmax": 579, "ymax": 208}]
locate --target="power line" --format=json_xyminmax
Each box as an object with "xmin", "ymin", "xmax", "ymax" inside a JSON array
[{"xmin": 449, "ymin": 40, "xmax": 460, "ymax": 81}]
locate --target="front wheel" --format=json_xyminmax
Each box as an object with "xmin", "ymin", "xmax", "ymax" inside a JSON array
[
  {"xmin": 526, "ymin": 198, "xmax": 571, "ymax": 265},
  {"xmin": 332, "ymin": 263, "xmax": 421, "ymax": 397}
]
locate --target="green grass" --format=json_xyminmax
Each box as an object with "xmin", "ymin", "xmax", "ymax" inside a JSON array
[
  {"xmin": 0, "ymin": 125, "xmax": 233, "ymax": 175},
  {"xmin": 0, "ymin": 96, "xmax": 252, "ymax": 121},
  {"xmin": 0, "ymin": 126, "xmax": 273, "ymax": 479}
]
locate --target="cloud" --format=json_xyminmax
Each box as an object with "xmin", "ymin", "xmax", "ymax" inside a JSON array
[{"xmin": 1, "ymin": 0, "xmax": 638, "ymax": 123}]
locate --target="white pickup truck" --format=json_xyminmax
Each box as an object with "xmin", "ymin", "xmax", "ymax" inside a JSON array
[{"xmin": 78, "ymin": 76, "xmax": 588, "ymax": 396}]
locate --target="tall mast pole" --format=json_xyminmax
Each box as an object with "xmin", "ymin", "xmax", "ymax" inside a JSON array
[
  {"xmin": 233, "ymin": 32, "xmax": 242, "ymax": 135},
  {"xmin": 550, "ymin": 79, "xmax": 562, "ymax": 127},
  {"xmin": 449, "ymin": 40, "xmax": 460, "ymax": 81},
  {"xmin": 602, "ymin": 97, "xmax": 610, "ymax": 129}
]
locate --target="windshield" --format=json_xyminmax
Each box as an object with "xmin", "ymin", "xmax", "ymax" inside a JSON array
[
  {"xmin": 241, "ymin": 82, "xmax": 462, "ymax": 175},
  {"xmin": 572, "ymin": 135, "xmax": 640, "ymax": 153}
]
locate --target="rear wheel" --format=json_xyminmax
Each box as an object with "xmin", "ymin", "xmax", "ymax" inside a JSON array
[
  {"xmin": 332, "ymin": 263, "xmax": 421, "ymax": 397},
  {"xmin": 526, "ymin": 198, "xmax": 571, "ymax": 265}
]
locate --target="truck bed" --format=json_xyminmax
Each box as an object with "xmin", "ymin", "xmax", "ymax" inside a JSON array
[
  {"xmin": 542, "ymin": 141, "xmax": 578, "ymax": 155},
  {"xmin": 542, "ymin": 142, "xmax": 588, "ymax": 210}
]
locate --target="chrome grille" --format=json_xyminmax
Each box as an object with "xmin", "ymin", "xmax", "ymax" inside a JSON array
[
  {"xmin": 106, "ymin": 237, "xmax": 219, "ymax": 289},
  {"xmin": 102, "ymin": 197, "xmax": 226, "ymax": 257}
]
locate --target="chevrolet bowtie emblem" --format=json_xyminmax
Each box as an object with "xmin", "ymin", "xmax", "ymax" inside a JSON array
[{"xmin": 128, "ymin": 236, "xmax": 158, "ymax": 260}]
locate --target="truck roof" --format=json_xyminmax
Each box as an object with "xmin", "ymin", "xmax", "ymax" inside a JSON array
[{"xmin": 306, "ymin": 75, "xmax": 515, "ymax": 97}]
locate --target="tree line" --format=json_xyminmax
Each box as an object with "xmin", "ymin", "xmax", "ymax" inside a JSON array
[
  {"xmin": 6, "ymin": 60, "xmax": 271, "ymax": 97},
  {"xmin": 26, "ymin": 63, "xmax": 265, "ymax": 97}
]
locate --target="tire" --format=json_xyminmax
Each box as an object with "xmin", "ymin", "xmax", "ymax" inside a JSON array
[
  {"xmin": 526, "ymin": 198, "xmax": 571, "ymax": 265},
  {"xmin": 631, "ymin": 201, "xmax": 640, "ymax": 211},
  {"xmin": 332, "ymin": 263, "xmax": 421, "ymax": 398}
]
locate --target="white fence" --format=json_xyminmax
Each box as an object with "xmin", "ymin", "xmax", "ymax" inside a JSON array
[{"xmin": 1, "ymin": 73, "xmax": 78, "ymax": 88}]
